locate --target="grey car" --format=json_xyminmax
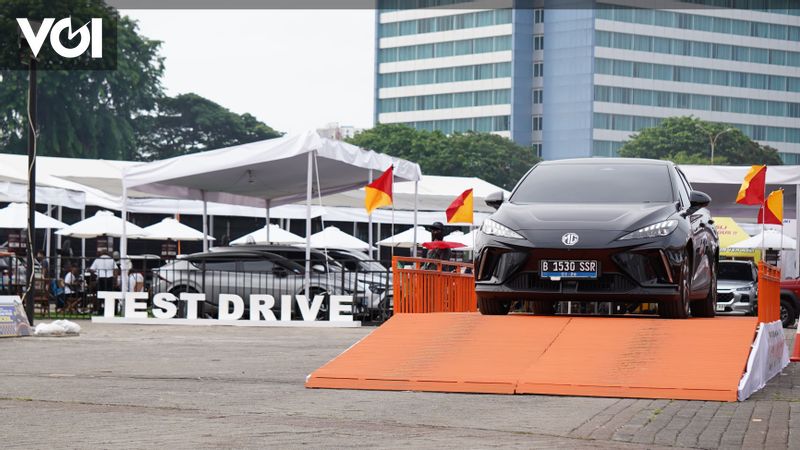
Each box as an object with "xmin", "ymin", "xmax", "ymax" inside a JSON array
[
  {"xmin": 716, "ymin": 260, "xmax": 758, "ymax": 315},
  {"xmin": 153, "ymin": 250, "xmax": 348, "ymax": 319}
]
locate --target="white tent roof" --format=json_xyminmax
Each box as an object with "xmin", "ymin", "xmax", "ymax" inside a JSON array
[
  {"xmin": 309, "ymin": 226, "xmax": 371, "ymax": 250},
  {"xmin": 122, "ymin": 131, "xmax": 422, "ymax": 208},
  {"xmin": 322, "ymin": 175, "xmax": 509, "ymax": 213},
  {"xmin": 57, "ymin": 210, "xmax": 146, "ymax": 239},
  {"xmin": 124, "ymin": 199, "xmax": 325, "ymax": 219},
  {"xmin": 0, "ymin": 162, "xmax": 86, "ymax": 209},
  {"xmin": 0, "ymin": 203, "xmax": 68, "ymax": 229},
  {"xmin": 729, "ymin": 228, "xmax": 797, "ymax": 250},
  {"xmin": 377, "ymin": 227, "xmax": 431, "ymax": 248},
  {"xmin": 230, "ymin": 224, "xmax": 305, "ymax": 245},
  {"xmin": 141, "ymin": 218, "xmax": 214, "ymax": 241}
]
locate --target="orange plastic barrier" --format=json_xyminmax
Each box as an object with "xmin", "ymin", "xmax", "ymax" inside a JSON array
[
  {"xmin": 306, "ymin": 313, "xmax": 758, "ymax": 401},
  {"xmin": 757, "ymin": 262, "xmax": 781, "ymax": 324},
  {"xmin": 392, "ymin": 256, "xmax": 476, "ymax": 314}
]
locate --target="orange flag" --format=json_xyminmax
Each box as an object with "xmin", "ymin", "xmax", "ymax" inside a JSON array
[
  {"xmin": 446, "ymin": 189, "xmax": 474, "ymax": 224},
  {"xmin": 758, "ymin": 189, "xmax": 783, "ymax": 225},
  {"xmin": 364, "ymin": 166, "xmax": 393, "ymax": 215},
  {"xmin": 735, "ymin": 165, "xmax": 767, "ymax": 205}
]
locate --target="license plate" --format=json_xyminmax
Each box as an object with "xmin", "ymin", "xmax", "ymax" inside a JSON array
[
  {"xmin": 716, "ymin": 304, "xmax": 725, "ymax": 312},
  {"xmin": 540, "ymin": 260, "xmax": 599, "ymax": 279}
]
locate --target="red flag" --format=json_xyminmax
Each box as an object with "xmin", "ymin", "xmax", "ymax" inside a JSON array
[
  {"xmin": 364, "ymin": 167, "xmax": 393, "ymax": 215},
  {"xmin": 445, "ymin": 189, "xmax": 474, "ymax": 224},
  {"xmin": 757, "ymin": 189, "xmax": 783, "ymax": 225},
  {"xmin": 735, "ymin": 165, "xmax": 766, "ymax": 205}
]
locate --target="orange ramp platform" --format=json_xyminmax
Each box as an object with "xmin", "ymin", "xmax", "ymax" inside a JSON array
[{"xmin": 306, "ymin": 313, "xmax": 758, "ymax": 402}]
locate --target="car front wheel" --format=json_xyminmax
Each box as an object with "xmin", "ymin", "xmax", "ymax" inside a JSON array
[
  {"xmin": 478, "ymin": 297, "xmax": 511, "ymax": 315},
  {"xmin": 660, "ymin": 261, "xmax": 691, "ymax": 319}
]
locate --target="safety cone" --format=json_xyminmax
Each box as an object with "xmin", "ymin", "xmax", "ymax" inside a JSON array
[{"xmin": 791, "ymin": 326, "xmax": 800, "ymax": 362}]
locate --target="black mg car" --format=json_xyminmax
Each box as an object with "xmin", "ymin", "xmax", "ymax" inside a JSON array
[{"xmin": 474, "ymin": 158, "xmax": 719, "ymax": 319}]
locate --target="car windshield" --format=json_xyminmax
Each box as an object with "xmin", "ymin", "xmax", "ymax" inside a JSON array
[
  {"xmin": 511, "ymin": 164, "xmax": 675, "ymax": 204},
  {"xmin": 718, "ymin": 263, "xmax": 754, "ymax": 281},
  {"xmin": 329, "ymin": 251, "xmax": 386, "ymax": 272}
]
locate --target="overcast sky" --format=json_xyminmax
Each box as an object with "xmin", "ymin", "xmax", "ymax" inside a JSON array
[{"xmin": 123, "ymin": 10, "xmax": 375, "ymax": 134}]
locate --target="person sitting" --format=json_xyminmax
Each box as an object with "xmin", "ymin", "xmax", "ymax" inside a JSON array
[
  {"xmin": 51, "ymin": 278, "xmax": 66, "ymax": 312},
  {"xmin": 63, "ymin": 265, "xmax": 83, "ymax": 313}
]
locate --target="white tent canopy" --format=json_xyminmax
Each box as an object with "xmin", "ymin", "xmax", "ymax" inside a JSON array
[
  {"xmin": 309, "ymin": 226, "xmax": 371, "ymax": 251},
  {"xmin": 230, "ymin": 224, "xmax": 305, "ymax": 245},
  {"xmin": 377, "ymin": 227, "xmax": 431, "ymax": 248},
  {"xmin": 123, "ymin": 131, "xmax": 421, "ymax": 208},
  {"xmin": 141, "ymin": 218, "xmax": 214, "ymax": 241},
  {"xmin": 0, "ymin": 203, "xmax": 68, "ymax": 229},
  {"xmin": 57, "ymin": 210, "xmax": 146, "ymax": 239},
  {"xmin": 729, "ymin": 228, "xmax": 797, "ymax": 250}
]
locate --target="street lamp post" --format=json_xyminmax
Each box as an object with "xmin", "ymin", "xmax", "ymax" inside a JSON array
[
  {"xmin": 19, "ymin": 21, "xmax": 40, "ymax": 325},
  {"xmin": 703, "ymin": 127, "xmax": 735, "ymax": 165}
]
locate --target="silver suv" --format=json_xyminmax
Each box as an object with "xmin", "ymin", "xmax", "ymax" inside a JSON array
[{"xmin": 716, "ymin": 260, "xmax": 758, "ymax": 315}]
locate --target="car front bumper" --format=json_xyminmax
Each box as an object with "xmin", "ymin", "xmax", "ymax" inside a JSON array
[{"xmin": 715, "ymin": 290, "xmax": 755, "ymax": 315}]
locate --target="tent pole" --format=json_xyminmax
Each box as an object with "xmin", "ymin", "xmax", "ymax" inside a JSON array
[
  {"xmin": 304, "ymin": 152, "xmax": 313, "ymax": 298},
  {"xmin": 266, "ymin": 199, "xmax": 271, "ymax": 243},
  {"xmin": 201, "ymin": 190, "xmax": 208, "ymax": 253},
  {"xmin": 412, "ymin": 180, "xmax": 418, "ymax": 258},
  {"xmin": 80, "ymin": 208, "xmax": 85, "ymax": 272},
  {"xmin": 56, "ymin": 205, "xmax": 62, "ymax": 277},
  {"xmin": 209, "ymin": 215, "xmax": 214, "ymax": 246},
  {"xmin": 368, "ymin": 170, "xmax": 373, "ymax": 259},
  {"xmin": 796, "ymin": 184, "xmax": 800, "ymax": 278},
  {"xmin": 121, "ymin": 183, "xmax": 129, "ymax": 294},
  {"xmin": 45, "ymin": 204, "xmax": 52, "ymax": 265}
]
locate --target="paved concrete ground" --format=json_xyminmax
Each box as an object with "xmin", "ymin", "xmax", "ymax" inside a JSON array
[{"xmin": 1, "ymin": 321, "xmax": 799, "ymax": 449}]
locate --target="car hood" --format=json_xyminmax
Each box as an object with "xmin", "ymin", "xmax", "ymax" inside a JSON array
[
  {"xmin": 718, "ymin": 280, "xmax": 754, "ymax": 290},
  {"xmin": 494, "ymin": 202, "xmax": 677, "ymax": 232}
]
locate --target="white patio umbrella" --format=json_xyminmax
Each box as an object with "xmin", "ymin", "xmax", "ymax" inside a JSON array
[
  {"xmin": 310, "ymin": 226, "xmax": 371, "ymax": 251},
  {"xmin": 444, "ymin": 229, "xmax": 479, "ymax": 251},
  {"xmin": 230, "ymin": 224, "xmax": 304, "ymax": 245},
  {"xmin": 56, "ymin": 210, "xmax": 146, "ymax": 239},
  {"xmin": 141, "ymin": 218, "xmax": 214, "ymax": 241},
  {"xmin": 0, "ymin": 202, "xmax": 68, "ymax": 229},
  {"xmin": 377, "ymin": 227, "xmax": 431, "ymax": 248},
  {"xmin": 729, "ymin": 228, "xmax": 797, "ymax": 250}
]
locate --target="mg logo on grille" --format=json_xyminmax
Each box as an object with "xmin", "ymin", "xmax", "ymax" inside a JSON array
[{"xmin": 561, "ymin": 233, "xmax": 579, "ymax": 246}]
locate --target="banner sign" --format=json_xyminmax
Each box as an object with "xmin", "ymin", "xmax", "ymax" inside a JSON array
[
  {"xmin": 738, "ymin": 320, "xmax": 789, "ymax": 401},
  {"xmin": 0, "ymin": 296, "xmax": 31, "ymax": 337},
  {"xmin": 91, "ymin": 291, "xmax": 361, "ymax": 328}
]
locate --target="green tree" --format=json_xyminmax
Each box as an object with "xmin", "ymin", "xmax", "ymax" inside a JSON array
[
  {"xmin": 134, "ymin": 93, "xmax": 282, "ymax": 160},
  {"xmin": 618, "ymin": 116, "xmax": 783, "ymax": 165},
  {"xmin": 0, "ymin": 1, "xmax": 164, "ymax": 160},
  {"xmin": 347, "ymin": 124, "xmax": 539, "ymax": 190}
]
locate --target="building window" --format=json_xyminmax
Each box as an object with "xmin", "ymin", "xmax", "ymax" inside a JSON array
[
  {"xmin": 534, "ymin": 9, "xmax": 544, "ymax": 24},
  {"xmin": 533, "ymin": 63, "xmax": 543, "ymax": 77},
  {"xmin": 533, "ymin": 89, "xmax": 543, "ymax": 104},
  {"xmin": 532, "ymin": 115, "xmax": 543, "ymax": 131},
  {"xmin": 534, "ymin": 35, "xmax": 544, "ymax": 50}
]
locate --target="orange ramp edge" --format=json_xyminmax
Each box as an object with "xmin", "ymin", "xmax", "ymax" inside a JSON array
[{"xmin": 305, "ymin": 313, "xmax": 757, "ymax": 402}]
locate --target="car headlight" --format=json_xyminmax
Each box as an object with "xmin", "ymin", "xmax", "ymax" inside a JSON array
[
  {"xmin": 618, "ymin": 220, "xmax": 678, "ymax": 240},
  {"xmin": 481, "ymin": 219, "xmax": 523, "ymax": 239},
  {"xmin": 736, "ymin": 285, "xmax": 754, "ymax": 292}
]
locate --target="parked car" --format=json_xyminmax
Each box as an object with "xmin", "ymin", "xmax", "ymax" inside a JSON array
[
  {"xmin": 219, "ymin": 245, "xmax": 387, "ymax": 311},
  {"xmin": 474, "ymin": 158, "xmax": 719, "ymax": 319},
  {"xmin": 153, "ymin": 250, "xmax": 347, "ymax": 319},
  {"xmin": 716, "ymin": 260, "xmax": 758, "ymax": 316},
  {"xmin": 780, "ymin": 278, "xmax": 800, "ymax": 328},
  {"xmin": 322, "ymin": 248, "xmax": 392, "ymax": 311}
]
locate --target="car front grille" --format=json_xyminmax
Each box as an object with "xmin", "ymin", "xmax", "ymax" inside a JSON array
[
  {"xmin": 507, "ymin": 272, "xmax": 637, "ymax": 293},
  {"xmin": 717, "ymin": 292, "xmax": 734, "ymax": 302}
]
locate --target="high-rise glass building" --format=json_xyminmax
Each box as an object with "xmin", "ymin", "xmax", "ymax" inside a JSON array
[{"xmin": 374, "ymin": 1, "xmax": 800, "ymax": 163}]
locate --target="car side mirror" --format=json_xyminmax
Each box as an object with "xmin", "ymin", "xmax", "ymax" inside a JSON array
[
  {"xmin": 312, "ymin": 264, "xmax": 326, "ymax": 273},
  {"xmin": 485, "ymin": 191, "xmax": 504, "ymax": 210},
  {"xmin": 687, "ymin": 190, "xmax": 711, "ymax": 213}
]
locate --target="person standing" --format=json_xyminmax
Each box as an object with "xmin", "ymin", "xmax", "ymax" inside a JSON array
[{"xmin": 89, "ymin": 251, "xmax": 115, "ymax": 293}]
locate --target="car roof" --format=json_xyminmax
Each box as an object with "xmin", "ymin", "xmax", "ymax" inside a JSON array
[{"xmin": 537, "ymin": 158, "xmax": 673, "ymax": 167}]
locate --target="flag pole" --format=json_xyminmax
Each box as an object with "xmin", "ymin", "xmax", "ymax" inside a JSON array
[
  {"xmin": 761, "ymin": 169, "xmax": 767, "ymax": 263},
  {"xmin": 390, "ymin": 165, "xmax": 395, "ymax": 261},
  {"xmin": 367, "ymin": 169, "xmax": 373, "ymax": 260}
]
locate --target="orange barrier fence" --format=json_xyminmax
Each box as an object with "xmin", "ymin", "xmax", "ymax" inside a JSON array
[
  {"xmin": 757, "ymin": 261, "xmax": 781, "ymax": 324},
  {"xmin": 392, "ymin": 256, "xmax": 477, "ymax": 313}
]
